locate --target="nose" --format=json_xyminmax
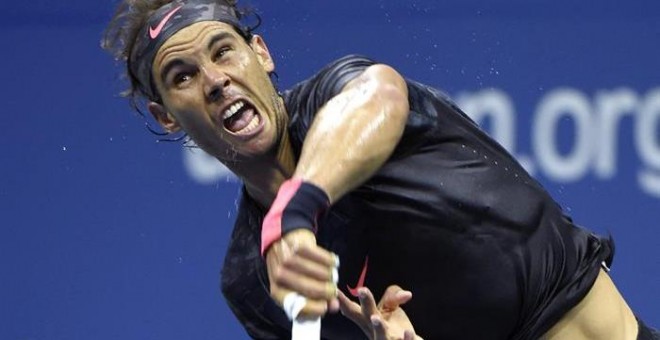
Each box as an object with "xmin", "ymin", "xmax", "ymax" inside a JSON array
[{"xmin": 202, "ymin": 66, "xmax": 230, "ymax": 103}]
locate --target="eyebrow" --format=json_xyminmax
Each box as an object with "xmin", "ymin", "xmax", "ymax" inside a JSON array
[
  {"xmin": 207, "ymin": 32, "xmax": 233, "ymax": 50},
  {"xmin": 160, "ymin": 59, "xmax": 185, "ymax": 84},
  {"xmin": 160, "ymin": 32, "xmax": 235, "ymax": 83}
]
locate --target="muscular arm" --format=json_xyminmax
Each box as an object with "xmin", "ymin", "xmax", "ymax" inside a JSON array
[
  {"xmin": 265, "ymin": 64, "xmax": 410, "ymax": 320},
  {"xmin": 292, "ymin": 64, "xmax": 410, "ymax": 202}
]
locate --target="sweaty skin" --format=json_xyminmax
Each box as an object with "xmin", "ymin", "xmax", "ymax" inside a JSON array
[
  {"xmin": 267, "ymin": 62, "xmax": 410, "ymax": 318},
  {"xmin": 149, "ymin": 21, "xmax": 295, "ymax": 204},
  {"xmin": 147, "ymin": 20, "xmax": 639, "ymax": 339},
  {"xmin": 292, "ymin": 64, "xmax": 409, "ymax": 202},
  {"xmin": 147, "ymin": 20, "xmax": 410, "ymax": 320}
]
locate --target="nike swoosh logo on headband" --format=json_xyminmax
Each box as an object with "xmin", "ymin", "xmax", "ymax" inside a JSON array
[
  {"xmin": 347, "ymin": 257, "xmax": 369, "ymax": 297},
  {"xmin": 149, "ymin": 5, "xmax": 183, "ymax": 39}
]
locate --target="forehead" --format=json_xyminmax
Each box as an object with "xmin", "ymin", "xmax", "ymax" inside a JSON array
[{"xmin": 153, "ymin": 21, "xmax": 242, "ymax": 66}]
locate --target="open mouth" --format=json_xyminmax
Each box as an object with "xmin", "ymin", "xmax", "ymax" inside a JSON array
[{"xmin": 222, "ymin": 100, "xmax": 261, "ymax": 136}]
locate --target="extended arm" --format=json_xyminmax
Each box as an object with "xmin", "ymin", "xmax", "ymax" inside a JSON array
[
  {"xmin": 265, "ymin": 64, "xmax": 410, "ymax": 320},
  {"xmin": 294, "ymin": 64, "xmax": 410, "ymax": 202}
]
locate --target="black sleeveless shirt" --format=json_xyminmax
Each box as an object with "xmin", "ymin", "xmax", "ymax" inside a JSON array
[{"xmin": 221, "ymin": 55, "xmax": 613, "ymax": 340}]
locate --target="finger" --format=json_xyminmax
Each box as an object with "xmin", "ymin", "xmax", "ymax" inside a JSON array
[
  {"xmin": 379, "ymin": 285, "xmax": 413, "ymax": 312},
  {"xmin": 357, "ymin": 287, "xmax": 379, "ymax": 321},
  {"xmin": 338, "ymin": 291, "xmax": 371, "ymax": 334},
  {"xmin": 294, "ymin": 245, "xmax": 339, "ymax": 269},
  {"xmin": 274, "ymin": 290, "xmax": 328, "ymax": 321},
  {"xmin": 282, "ymin": 254, "xmax": 335, "ymax": 282},
  {"xmin": 274, "ymin": 266, "xmax": 337, "ymax": 301},
  {"xmin": 297, "ymin": 298, "xmax": 330, "ymax": 319},
  {"xmin": 370, "ymin": 315, "xmax": 389, "ymax": 340},
  {"xmin": 337, "ymin": 290, "xmax": 362, "ymax": 319},
  {"xmin": 328, "ymin": 296, "xmax": 340, "ymax": 313},
  {"xmin": 272, "ymin": 286, "xmax": 329, "ymax": 316},
  {"xmin": 403, "ymin": 330, "xmax": 415, "ymax": 340}
]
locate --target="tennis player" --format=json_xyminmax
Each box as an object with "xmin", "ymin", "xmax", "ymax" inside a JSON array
[{"xmin": 103, "ymin": 1, "xmax": 658, "ymax": 339}]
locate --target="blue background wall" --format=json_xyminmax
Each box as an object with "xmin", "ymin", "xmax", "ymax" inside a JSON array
[{"xmin": 2, "ymin": 0, "xmax": 658, "ymax": 338}]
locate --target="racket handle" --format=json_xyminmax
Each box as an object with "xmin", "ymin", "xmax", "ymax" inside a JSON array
[{"xmin": 292, "ymin": 318, "xmax": 321, "ymax": 340}]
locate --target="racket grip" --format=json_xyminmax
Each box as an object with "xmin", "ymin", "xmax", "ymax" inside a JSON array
[{"xmin": 292, "ymin": 318, "xmax": 321, "ymax": 340}]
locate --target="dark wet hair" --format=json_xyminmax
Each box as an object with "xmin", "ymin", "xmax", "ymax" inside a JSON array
[{"xmin": 102, "ymin": 0, "xmax": 260, "ymax": 112}]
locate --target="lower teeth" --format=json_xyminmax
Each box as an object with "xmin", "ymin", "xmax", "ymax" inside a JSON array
[{"xmin": 241, "ymin": 115, "xmax": 259, "ymax": 133}]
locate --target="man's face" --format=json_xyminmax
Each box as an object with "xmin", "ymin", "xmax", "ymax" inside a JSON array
[{"xmin": 150, "ymin": 21, "xmax": 283, "ymax": 161}]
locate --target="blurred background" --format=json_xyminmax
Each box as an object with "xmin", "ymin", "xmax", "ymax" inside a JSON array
[{"xmin": 1, "ymin": 0, "xmax": 658, "ymax": 338}]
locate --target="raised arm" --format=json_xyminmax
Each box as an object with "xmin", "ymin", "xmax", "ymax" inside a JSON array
[{"xmin": 293, "ymin": 64, "xmax": 410, "ymax": 202}]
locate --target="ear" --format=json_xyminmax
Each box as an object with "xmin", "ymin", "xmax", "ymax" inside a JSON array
[
  {"xmin": 147, "ymin": 102, "xmax": 181, "ymax": 133},
  {"xmin": 250, "ymin": 34, "xmax": 275, "ymax": 73}
]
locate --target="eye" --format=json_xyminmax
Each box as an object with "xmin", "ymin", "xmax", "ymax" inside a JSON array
[
  {"xmin": 213, "ymin": 47, "xmax": 231, "ymax": 61},
  {"xmin": 174, "ymin": 73, "xmax": 189, "ymax": 85},
  {"xmin": 173, "ymin": 70, "xmax": 195, "ymax": 86}
]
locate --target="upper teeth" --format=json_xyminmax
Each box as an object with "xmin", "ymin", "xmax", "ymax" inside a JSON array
[{"xmin": 223, "ymin": 101, "xmax": 245, "ymax": 120}]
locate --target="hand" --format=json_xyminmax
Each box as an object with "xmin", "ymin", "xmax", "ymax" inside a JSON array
[
  {"xmin": 338, "ymin": 285, "xmax": 423, "ymax": 340},
  {"xmin": 265, "ymin": 229, "xmax": 340, "ymax": 319}
]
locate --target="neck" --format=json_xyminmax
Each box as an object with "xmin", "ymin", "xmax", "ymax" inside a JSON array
[
  {"xmin": 241, "ymin": 131, "xmax": 295, "ymax": 208},
  {"xmin": 225, "ymin": 96, "xmax": 296, "ymax": 208}
]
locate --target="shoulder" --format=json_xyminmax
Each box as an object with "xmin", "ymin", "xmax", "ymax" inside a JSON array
[
  {"xmin": 284, "ymin": 54, "xmax": 377, "ymax": 103},
  {"xmin": 283, "ymin": 55, "xmax": 381, "ymax": 148}
]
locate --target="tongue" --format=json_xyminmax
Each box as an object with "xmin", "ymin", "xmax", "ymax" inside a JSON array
[{"xmin": 225, "ymin": 108, "xmax": 256, "ymax": 133}]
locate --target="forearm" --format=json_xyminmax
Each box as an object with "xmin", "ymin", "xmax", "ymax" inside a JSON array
[{"xmin": 293, "ymin": 64, "xmax": 409, "ymax": 202}]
